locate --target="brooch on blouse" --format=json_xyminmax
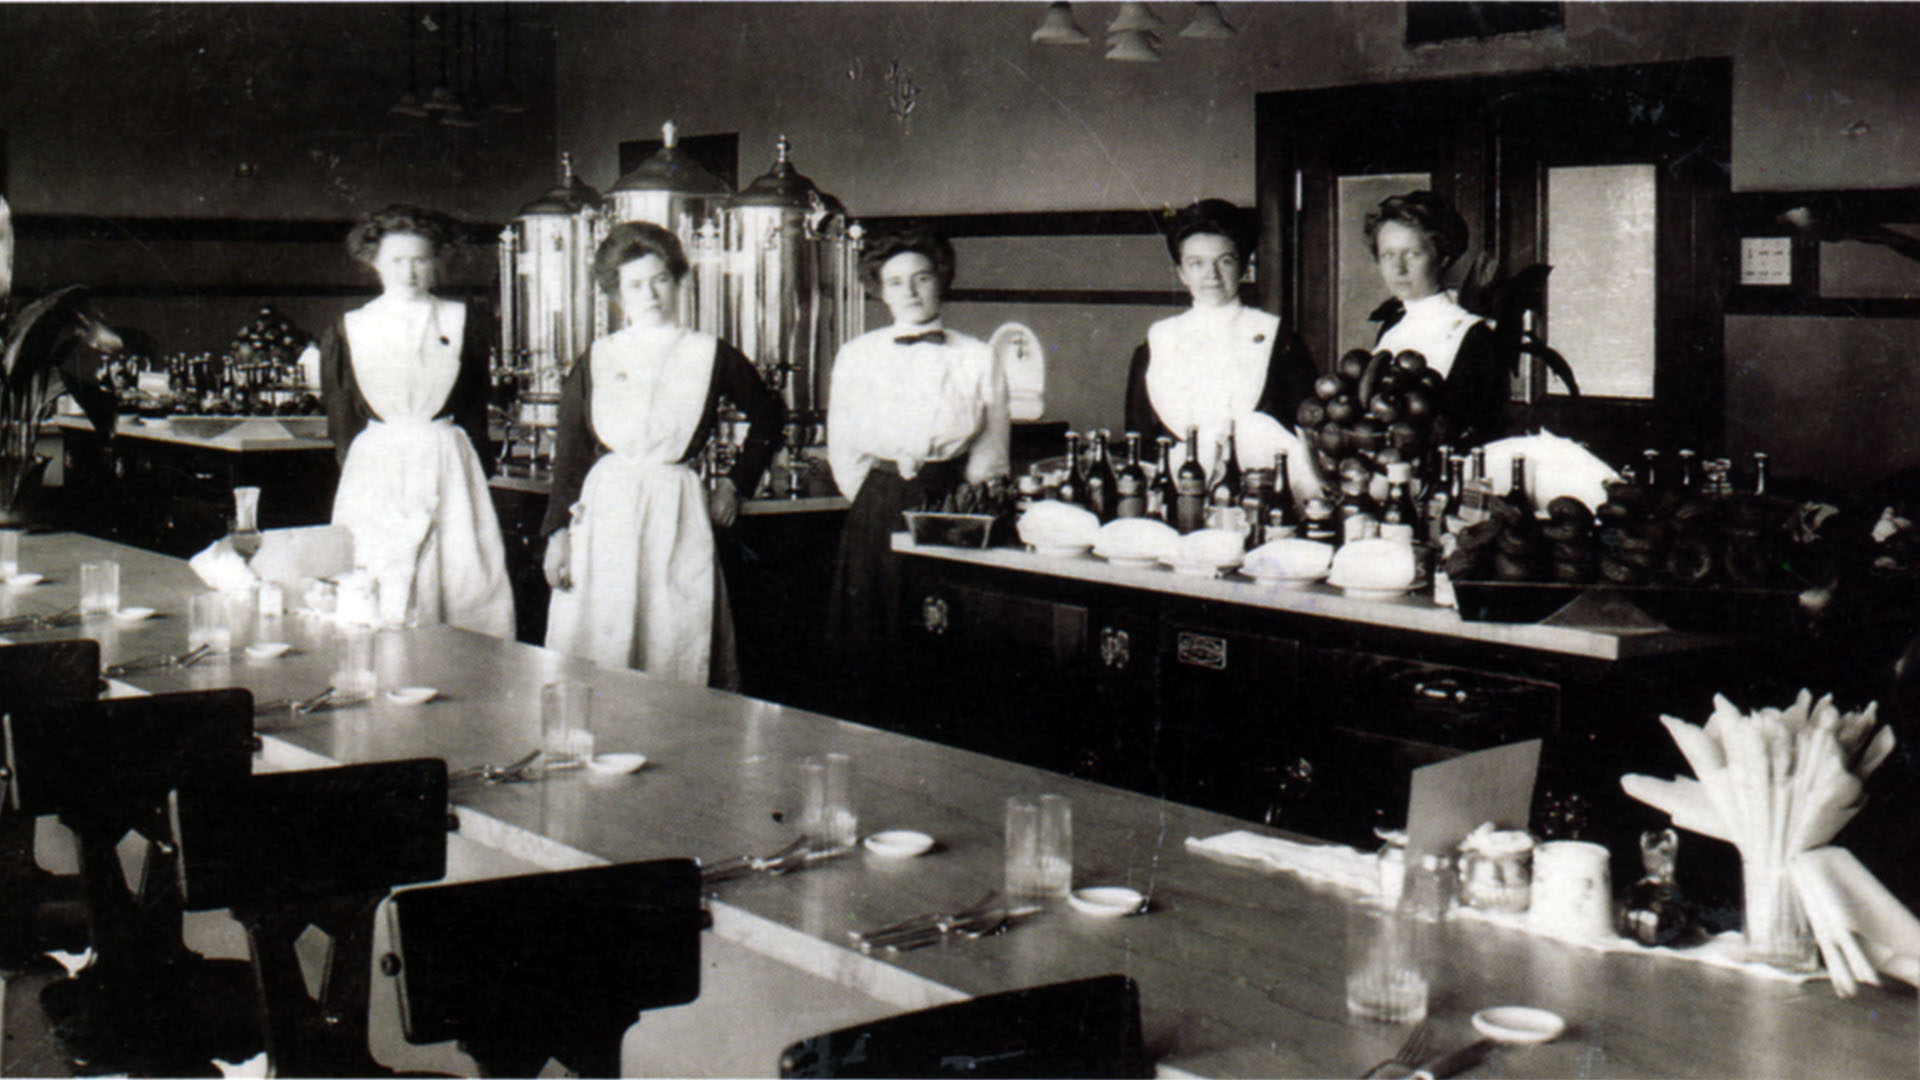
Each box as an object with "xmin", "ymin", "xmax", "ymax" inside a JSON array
[{"xmin": 1253, "ymin": 333, "xmax": 1267, "ymax": 343}]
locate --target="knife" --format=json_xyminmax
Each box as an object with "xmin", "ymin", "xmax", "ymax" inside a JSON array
[{"xmin": 1410, "ymin": 1038, "xmax": 1494, "ymax": 1080}]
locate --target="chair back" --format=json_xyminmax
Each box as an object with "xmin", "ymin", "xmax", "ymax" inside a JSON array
[
  {"xmin": 387, "ymin": 859, "xmax": 702, "ymax": 1078},
  {"xmin": 0, "ymin": 639, "xmax": 100, "ymax": 708},
  {"xmin": 778, "ymin": 974, "xmax": 1150, "ymax": 1079}
]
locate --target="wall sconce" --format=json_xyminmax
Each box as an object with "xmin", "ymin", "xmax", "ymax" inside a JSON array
[
  {"xmin": 1031, "ymin": 2, "xmax": 1091, "ymax": 44},
  {"xmin": 1179, "ymin": 2, "xmax": 1237, "ymax": 38}
]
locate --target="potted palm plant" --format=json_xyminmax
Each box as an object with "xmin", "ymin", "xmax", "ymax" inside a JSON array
[{"xmin": 0, "ymin": 194, "xmax": 122, "ymax": 527}]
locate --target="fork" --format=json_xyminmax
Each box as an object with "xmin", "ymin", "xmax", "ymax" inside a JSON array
[
  {"xmin": 104, "ymin": 642, "xmax": 211, "ymax": 678},
  {"xmin": 1359, "ymin": 1020, "xmax": 1432, "ymax": 1079},
  {"xmin": 448, "ymin": 749, "xmax": 543, "ymax": 788},
  {"xmin": 851, "ymin": 889, "xmax": 999, "ymax": 946},
  {"xmin": 700, "ymin": 836, "xmax": 811, "ymax": 884},
  {"xmin": 874, "ymin": 904, "xmax": 1042, "ymax": 953}
]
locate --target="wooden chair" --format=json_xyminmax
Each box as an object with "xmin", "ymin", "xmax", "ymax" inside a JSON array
[
  {"xmin": 169, "ymin": 758, "xmax": 450, "ymax": 1077},
  {"xmin": 0, "ymin": 638, "xmax": 102, "ymax": 968},
  {"xmin": 384, "ymin": 859, "xmax": 704, "ymax": 1078},
  {"xmin": 3, "ymin": 687, "xmax": 262, "ymax": 1074},
  {"xmin": 778, "ymin": 974, "xmax": 1151, "ymax": 1079}
]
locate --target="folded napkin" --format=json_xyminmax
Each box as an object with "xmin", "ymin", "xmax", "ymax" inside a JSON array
[
  {"xmin": 247, "ymin": 524, "xmax": 355, "ymax": 588},
  {"xmin": 189, "ymin": 538, "xmax": 260, "ymax": 591},
  {"xmin": 1789, "ymin": 846, "xmax": 1920, "ymax": 996}
]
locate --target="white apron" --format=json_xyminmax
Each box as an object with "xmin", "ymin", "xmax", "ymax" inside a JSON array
[
  {"xmin": 1145, "ymin": 303, "xmax": 1283, "ymax": 477},
  {"xmin": 545, "ymin": 327, "xmax": 717, "ymax": 684},
  {"xmin": 331, "ymin": 299, "xmax": 515, "ymax": 638}
]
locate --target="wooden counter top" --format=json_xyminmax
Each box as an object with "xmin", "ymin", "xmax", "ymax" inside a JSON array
[
  {"xmin": 895, "ymin": 537, "xmax": 1729, "ymax": 662},
  {"xmin": 5, "ymin": 533, "xmax": 1912, "ymax": 1079},
  {"xmin": 50, "ymin": 414, "xmax": 332, "ymax": 453}
]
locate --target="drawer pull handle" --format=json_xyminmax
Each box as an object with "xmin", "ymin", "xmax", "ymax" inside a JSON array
[
  {"xmin": 920, "ymin": 595, "xmax": 950, "ymax": 637},
  {"xmin": 1098, "ymin": 627, "xmax": 1131, "ymax": 670}
]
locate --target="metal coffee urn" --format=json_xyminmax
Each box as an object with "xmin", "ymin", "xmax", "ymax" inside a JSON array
[
  {"xmin": 603, "ymin": 121, "xmax": 733, "ymax": 334},
  {"xmin": 497, "ymin": 152, "xmax": 602, "ymax": 473}
]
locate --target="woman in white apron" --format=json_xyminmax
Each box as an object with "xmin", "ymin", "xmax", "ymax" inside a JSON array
[
  {"xmin": 321, "ymin": 205, "xmax": 514, "ymax": 638},
  {"xmin": 542, "ymin": 223, "xmax": 784, "ymax": 686},
  {"xmin": 1364, "ymin": 190, "xmax": 1507, "ymax": 448},
  {"xmin": 1124, "ymin": 199, "xmax": 1318, "ymax": 486}
]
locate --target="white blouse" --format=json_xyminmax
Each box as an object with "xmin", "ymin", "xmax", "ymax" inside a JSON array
[
  {"xmin": 826, "ymin": 323, "xmax": 1011, "ymax": 498},
  {"xmin": 1144, "ymin": 301, "xmax": 1281, "ymax": 476},
  {"xmin": 1375, "ymin": 291, "xmax": 1486, "ymax": 378},
  {"xmin": 343, "ymin": 296, "xmax": 465, "ymax": 423}
]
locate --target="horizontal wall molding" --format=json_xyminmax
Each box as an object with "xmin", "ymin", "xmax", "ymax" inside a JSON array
[
  {"xmin": 946, "ymin": 287, "xmax": 1186, "ymax": 307},
  {"xmin": 861, "ymin": 210, "xmax": 1173, "ymax": 239},
  {"xmin": 13, "ymin": 214, "xmax": 504, "ymax": 246}
]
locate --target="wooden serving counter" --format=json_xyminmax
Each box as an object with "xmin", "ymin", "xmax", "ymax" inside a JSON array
[
  {"xmin": 1, "ymin": 533, "xmax": 1911, "ymax": 1078},
  {"xmin": 890, "ymin": 538, "xmax": 1814, "ymax": 864}
]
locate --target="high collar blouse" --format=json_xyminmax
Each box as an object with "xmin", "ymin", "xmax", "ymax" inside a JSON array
[{"xmin": 826, "ymin": 323, "xmax": 1011, "ymax": 499}]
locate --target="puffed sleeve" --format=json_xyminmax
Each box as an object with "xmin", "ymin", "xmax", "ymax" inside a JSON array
[
  {"xmin": 963, "ymin": 344, "xmax": 1011, "ymax": 485},
  {"xmin": 826, "ymin": 340, "xmax": 870, "ymax": 498},
  {"xmin": 713, "ymin": 340, "xmax": 787, "ymax": 498},
  {"xmin": 319, "ymin": 317, "xmax": 367, "ymax": 468},
  {"xmin": 540, "ymin": 351, "xmax": 597, "ymax": 538}
]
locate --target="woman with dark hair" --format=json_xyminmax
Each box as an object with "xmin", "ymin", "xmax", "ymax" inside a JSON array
[
  {"xmin": 825, "ymin": 224, "xmax": 1009, "ymax": 668},
  {"xmin": 1124, "ymin": 198, "xmax": 1317, "ymax": 482},
  {"xmin": 1365, "ymin": 190, "xmax": 1506, "ymax": 447},
  {"xmin": 321, "ymin": 203, "xmax": 513, "ymax": 637},
  {"xmin": 541, "ymin": 222, "xmax": 784, "ymax": 687}
]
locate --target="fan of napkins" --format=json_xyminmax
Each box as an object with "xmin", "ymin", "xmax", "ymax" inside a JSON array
[{"xmin": 1622, "ymin": 690, "xmax": 1917, "ymax": 994}]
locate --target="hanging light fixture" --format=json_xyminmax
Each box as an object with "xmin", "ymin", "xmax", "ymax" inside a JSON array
[
  {"xmin": 441, "ymin": 5, "xmax": 484, "ymax": 126},
  {"xmin": 390, "ymin": 4, "xmax": 429, "ymax": 117},
  {"xmin": 1105, "ymin": 30, "xmax": 1164, "ymax": 62},
  {"xmin": 1179, "ymin": 2, "xmax": 1237, "ymax": 39},
  {"xmin": 1031, "ymin": 2, "xmax": 1090, "ymax": 45},
  {"xmin": 422, "ymin": 3, "xmax": 460, "ymax": 112},
  {"xmin": 491, "ymin": 4, "xmax": 528, "ymax": 114},
  {"xmin": 1108, "ymin": 2, "xmax": 1164, "ymax": 34}
]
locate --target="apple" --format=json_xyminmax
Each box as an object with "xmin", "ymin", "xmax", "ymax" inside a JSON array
[
  {"xmin": 1297, "ymin": 399, "xmax": 1327, "ymax": 428},
  {"xmin": 1389, "ymin": 421, "xmax": 1422, "ymax": 449},
  {"xmin": 1313, "ymin": 373, "xmax": 1344, "ymax": 401},
  {"xmin": 1324, "ymin": 394, "xmax": 1357, "ymax": 424},
  {"xmin": 1338, "ymin": 350, "xmax": 1371, "ymax": 381},
  {"xmin": 1351, "ymin": 418, "xmax": 1383, "ymax": 452},
  {"xmin": 1419, "ymin": 368, "xmax": 1447, "ymax": 394},
  {"xmin": 1368, "ymin": 394, "xmax": 1402, "ymax": 424},
  {"xmin": 1401, "ymin": 389, "xmax": 1433, "ymax": 419},
  {"xmin": 1316, "ymin": 422, "xmax": 1348, "ymax": 455},
  {"xmin": 1394, "ymin": 350, "xmax": 1428, "ymax": 374},
  {"xmin": 1337, "ymin": 456, "xmax": 1372, "ymax": 482},
  {"xmin": 1312, "ymin": 448, "xmax": 1342, "ymax": 476}
]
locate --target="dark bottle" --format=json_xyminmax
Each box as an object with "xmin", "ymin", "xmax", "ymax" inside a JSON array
[
  {"xmin": 1335, "ymin": 475, "xmax": 1379, "ymax": 547},
  {"xmin": 1057, "ymin": 431, "xmax": 1084, "ymax": 508},
  {"xmin": 1677, "ymin": 448, "xmax": 1698, "ymax": 492},
  {"xmin": 1380, "ymin": 462, "xmax": 1418, "ymax": 546},
  {"xmin": 1459, "ymin": 446, "xmax": 1493, "ymax": 522},
  {"xmin": 1240, "ymin": 468, "xmax": 1273, "ymax": 548},
  {"xmin": 1210, "ymin": 423, "xmax": 1242, "ymax": 504},
  {"xmin": 1620, "ymin": 827, "xmax": 1697, "ymax": 948},
  {"xmin": 1424, "ymin": 452, "xmax": 1455, "ymax": 546},
  {"xmin": 1085, "ymin": 430, "xmax": 1117, "ymax": 522},
  {"xmin": 1641, "ymin": 448, "xmax": 1661, "ymax": 491},
  {"xmin": 1506, "ymin": 453, "xmax": 1534, "ymax": 519},
  {"xmin": 1752, "ymin": 451, "xmax": 1770, "ymax": 497},
  {"xmin": 1115, "ymin": 432, "xmax": 1148, "ymax": 520},
  {"xmin": 1265, "ymin": 451, "xmax": 1300, "ymax": 540},
  {"xmin": 1150, "ymin": 435, "xmax": 1178, "ymax": 523},
  {"xmin": 1174, "ymin": 427, "xmax": 1208, "ymax": 535}
]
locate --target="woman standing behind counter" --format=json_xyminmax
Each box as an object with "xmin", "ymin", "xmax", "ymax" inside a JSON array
[
  {"xmin": 826, "ymin": 226, "xmax": 1010, "ymax": 673},
  {"xmin": 1125, "ymin": 199, "xmax": 1317, "ymax": 478},
  {"xmin": 1365, "ymin": 191, "xmax": 1506, "ymax": 448},
  {"xmin": 321, "ymin": 204, "xmax": 514, "ymax": 638},
  {"xmin": 542, "ymin": 224, "xmax": 784, "ymax": 688}
]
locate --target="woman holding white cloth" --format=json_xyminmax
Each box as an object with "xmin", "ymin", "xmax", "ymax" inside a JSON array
[
  {"xmin": 1124, "ymin": 199, "xmax": 1318, "ymax": 485},
  {"xmin": 321, "ymin": 205, "xmax": 514, "ymax": 638},
  {"xmin": 541, "ymin": 223, "xmax": 784, "ymax": 686}
]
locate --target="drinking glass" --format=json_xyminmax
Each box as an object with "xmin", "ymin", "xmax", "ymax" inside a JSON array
[
  {"xmin": 230, "ymin": 486, "xmax": 263, "ymax": 561},
  {"xmin": 187, "ymin": 592, "xmax": 234, "ymax": 654},
  {"xmin": 1037, "ymin": 794, "xmax": 1073, "ymax": 896},
  {"xmin": 0, "ymin": 528, "xmax": 21, "ymax": 579},
  {"xmin": 1345, "ymin": 854, "xmax": 1451, "ymax": 1024},
  {"xmin": 333, "ymin": 625, "xmax": 377, "ymax": 702},
  {"xmin": 1005, "ymin": 797, "xmax": 1041, "ymax": 900},
  {"xmin": 79, "ymin": 559, "xmax": 120, "ymax": 615},
  {"xmin": 800, "ymin": 752, "xmax": 858, "ymax": 849},
  {"xmin": 541, "ymin": 681, "xmax": 596, "ymax": 768}
]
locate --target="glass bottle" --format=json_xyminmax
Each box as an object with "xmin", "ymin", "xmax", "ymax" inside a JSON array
[
  {"xmin": 1380, "ymin": 462, "xmax": 1418, "ymax": 547},
  {"xmin": 1174, "ymin": 427, "xmax": 1208, "ymax": 535},
  {"xmin": 230, "ymin": 486, "xmax": 263, "ymax": 561},
  {"xmin": 1752, "ymin": 451, "xmax": 1770, "ymax": 497},
  {"xmin": 1115, "ymin": 432, "xmax": 1148, "ymax": 520},
  {"xmin": 1057, "ymin": 431, "xmax": 1084, "ymax": 509},
  {"xmin": 1424, "ymin": 453, "xmax": 1455, "ymax": 547},
  {"xmin": 1265, "ymin": 451, "xmax": 1300, "ymax": 540},
  {"xmin": 1506, "ymin": 453, "xmax": 1534, "ymax": 519},
  {"xmin": 1677, "ymin": 448, "xmax": 1698, "ymax": 492},
  {"xmin": 1206, "ymin": 422, "xmax": 1242, "ymax": 528},
  {"xmin": 1085, "ymin": 430, "xmax": 1117, "ymax": 522},
  {"xmin": 1151, "ymin": 435, "xmax": 1178, "ymax": 523},
  {"xmin": 1621, "ymin": 827, "xmax": 1695, "ymax": 948},
  {"xmin": 1240, "ymin": 467, "xmax": 1273, "ymax": 549},
  {"xmin": 1302, "ymin": 496, "xmax": 1338, "ymax": 545},
  {"xmin": 1459, "ymin": 446, "xmax": 1492, "ymax": 523},
  {"xmin": 1336, "ymin": 475, "xmax": 1379, "ymax": 547},
  {"xmin": 1641, "ymin": 448, "xmax": 1661, "ymax": 492}
]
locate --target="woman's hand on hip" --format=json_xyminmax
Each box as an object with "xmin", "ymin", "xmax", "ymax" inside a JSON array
[
  {"xmin": 543, "ymin": 528, "xmax": 572, "ymax": 590},
  {"xmin": 709, "ymin": 478, "xmax": 740, "ymax": 529}
]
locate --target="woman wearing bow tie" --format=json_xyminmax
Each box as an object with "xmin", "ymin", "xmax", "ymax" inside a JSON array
[
  {"xmin": 322, "ymin": 204, "xmax": 514, "ymax": 637},
  {"xmin": 826, "ymin": 226, "xmax": 1010, "ymax": 672},
  {"xmin": 1124, "ymin": 199, "xmax": 1317, "ymax": 483}
]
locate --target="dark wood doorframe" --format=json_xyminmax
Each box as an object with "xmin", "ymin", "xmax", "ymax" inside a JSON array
[{"xmin": 1256, "ymin": 59, "xmax": 1732, "ymax": 461}]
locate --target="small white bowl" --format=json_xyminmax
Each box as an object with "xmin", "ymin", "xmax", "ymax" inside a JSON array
[
  {"xmin": 586, "ymin": 752, "xmax": 648, "ymax": 775},
  {"xmin": 1472, "ymin": 1006, "xmax": 1567, "ymax": 1044},
  {"xmin": 6, "ymin": 573, "xmax": 44, "ymax": 588},
  {"xmin": 862, "ymin": 829, "xmax": 935, "ymax": 858},
  {"xmin": 245, "ymin": 641, "xmax": 292, "ymax": 660},
  {"xmin": 1067, "ymin": 886, "xmax": 1146, "ymax": 918},
  {"xmin": 112, "ymin": 606, "xmax": 156, "ymax": 622},
  {"xmin": 385, "ymin": 686, "xmax": 438, "ymax": 706}
]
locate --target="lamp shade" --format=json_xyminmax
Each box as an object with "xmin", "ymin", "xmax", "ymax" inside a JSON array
[
  {"xmin": 1108, "ymin": 2, "xmax": 1164, "ymax": 34},
  {"xmin": 1032, "ymin": 2, "xmax": 1091, "ymax": 44},
  {"xmin": 1104, "ymin": 29, "xmax": 1163, "ymax": 62},
  {"xmin": 1179, "ymin": 2, "xmax": 1237, "ymax": 39}
]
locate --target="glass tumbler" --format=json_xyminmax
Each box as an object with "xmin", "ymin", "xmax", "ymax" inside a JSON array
[
  {"xmin": 187, "ymin": 592, "xmax": 234, "ymax": 654},
  {"xmin": 541, "ymin": 681, "xmax": 596, "ymax": 768},
  {"xmin": 79, "ymin": 559, "xmax": 121, "ymax": 615},
  {"xmin": 0, "ymin": 528, "xmax": 21, "ymax": 579},
  {"xmin": 1037, "ymin": 794, "xmax": 1073, "ymax": 897},
  {"xmin": 800, "ymin": 752, "xmax": 857, "ymax": 850},
  {"xmin": 1005, "ymin": 797, "xmax": 1041, "ymax": 901}
]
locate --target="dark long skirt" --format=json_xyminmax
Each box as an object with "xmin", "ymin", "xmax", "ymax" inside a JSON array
[{"xmin": 826, "ymin": 458, "xmax": 964, "ymax": 680}]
